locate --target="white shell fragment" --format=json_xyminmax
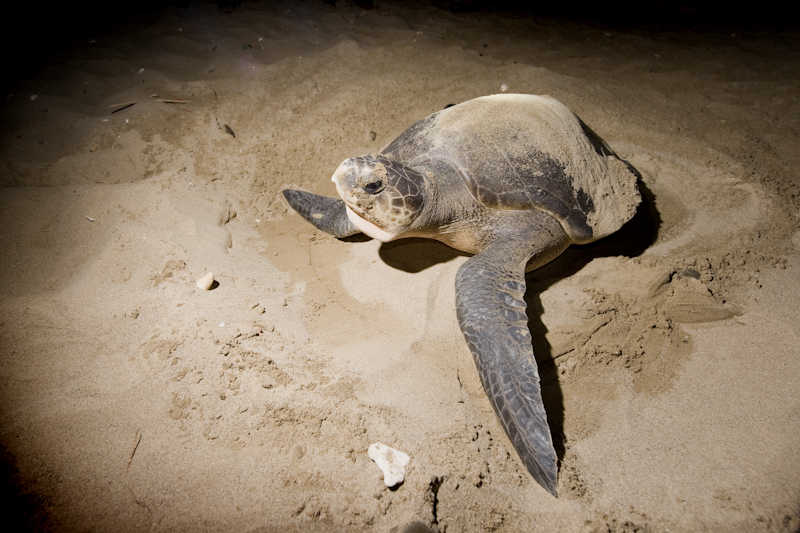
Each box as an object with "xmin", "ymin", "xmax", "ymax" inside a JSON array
[
  {"xmin": 368, "ymin": 442, "xmax": 410, "ymax": 487},
  {"xmin": 196, "ymin": 272, "xmax": 215, "ymax": 290}
]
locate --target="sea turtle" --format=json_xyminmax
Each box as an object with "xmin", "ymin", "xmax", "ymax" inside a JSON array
[{"xmin": 282, "ymin": 94, "xmax": 641, "ymax": 496}]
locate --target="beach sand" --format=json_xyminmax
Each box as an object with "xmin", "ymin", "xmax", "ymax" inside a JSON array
[{"xmin": 1, "ymin": 1, "xmax": 799, "ymax": 531}]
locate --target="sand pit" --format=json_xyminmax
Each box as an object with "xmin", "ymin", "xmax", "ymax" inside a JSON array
[{"xmin": 1, "ymin": 1, "xmax": 798, "ymax": 531}]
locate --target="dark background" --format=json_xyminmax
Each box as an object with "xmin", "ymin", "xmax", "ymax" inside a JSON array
[{"xmin": 2, "ymin": 0, "xmax": 798, "ymax": 93}]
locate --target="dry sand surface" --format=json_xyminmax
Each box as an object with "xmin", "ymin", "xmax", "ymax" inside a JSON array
[{"xmin": 1, "ymin": 1, "xmax": 799, "ymax": 531}]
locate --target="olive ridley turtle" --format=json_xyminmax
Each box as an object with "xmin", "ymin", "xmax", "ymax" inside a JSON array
[{"xmin": 282, "ymin": 94, "xmax": 641, "ymax": 496}]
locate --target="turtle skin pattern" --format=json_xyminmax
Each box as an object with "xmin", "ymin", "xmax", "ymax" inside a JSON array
[{"xmin": 455, "ymin": 210, "xmax": 569, "ymax": 497}]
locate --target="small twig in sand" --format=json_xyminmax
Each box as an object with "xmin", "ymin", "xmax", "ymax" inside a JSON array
[
  {"xmin": 85, "ymin": 215, "xmax": 96, "ymax": 222},
  {"xmin": 110, "ymin": 102, "xmax": 136, "ymax": 113},
  {"xmin": 208, "ymin": 87, "xmax": 232, "ymax": 137},
  {"xmin": 127, "ymin": 430, "xmax": 142, "ymax": 475},
  {"xmin": 154, "ymin": 98, "xmax": 189, "ymax": 104}
]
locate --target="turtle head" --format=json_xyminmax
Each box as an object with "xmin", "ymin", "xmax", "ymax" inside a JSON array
[{"xmin": 331, "ymin": 155, "xmax": 428, "ymax": 242}]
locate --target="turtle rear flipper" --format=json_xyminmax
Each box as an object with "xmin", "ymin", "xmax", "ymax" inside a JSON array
[
  {"xmin": 282, "ymin": 189, "xmax": 360, "ymax": 238},
  {"xmin": 454, "ymin": 211, "xmax": 569, "ymax": 497}
]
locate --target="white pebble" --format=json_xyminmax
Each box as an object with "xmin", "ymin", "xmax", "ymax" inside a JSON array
[
  {"xmin": 368, "ymin": 442, "xmax": 410, "ymax": 487},
  {"xmin": 196, "ymin": 272, "xmax": 215, "ymax": 290},
  {"xmin": 500, "ymin": 84, "xmax": 508, "ymax": 92}
]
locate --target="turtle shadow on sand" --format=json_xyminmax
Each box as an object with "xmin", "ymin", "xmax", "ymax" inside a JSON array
[
  {"xmin": 377, "ymin": 179, "xmax": 660, "ymax": 467},
  {"xmin": 527, "ymin": 179, "xmax": 659, "ymax": 464},
  {"xmin": 377, "ymin": 238, "xmax": 470, "ymax": 272}
]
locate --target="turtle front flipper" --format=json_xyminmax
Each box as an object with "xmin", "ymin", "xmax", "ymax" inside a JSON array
[
  {"xmin": 454, "ymin": 213, "xmax": 569, "ymax": 497},
  {"xmin": 282, "ymin": 189, "xmax": 360, "ymax": 238}
]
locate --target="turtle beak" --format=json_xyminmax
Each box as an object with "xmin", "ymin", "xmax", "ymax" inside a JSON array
[{"xmin": 331, "ymin": 158, "xmax": 359, "ymax": 209}]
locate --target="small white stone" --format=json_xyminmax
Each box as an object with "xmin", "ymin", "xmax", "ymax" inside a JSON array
[
  {"xmin": 196, "ymin": 272, "xmax": 215, "ymax": 290},
  {"xmin": 500, "ymin": 84, "xmax": 508, "ymax": 92},
  {"xmin": 368, "ymin": 442, "xmax": 410, "ymax": 487}
]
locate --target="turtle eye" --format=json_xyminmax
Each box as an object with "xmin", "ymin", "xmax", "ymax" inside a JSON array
[{"xmin": 364, "ymin": 180, "xmax": 384, "ymax": 194}]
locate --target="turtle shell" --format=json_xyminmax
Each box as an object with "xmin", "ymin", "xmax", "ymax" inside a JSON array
[{"xmin": 382, "ymin": 94, "xmax": 640, "ymax": 244}]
